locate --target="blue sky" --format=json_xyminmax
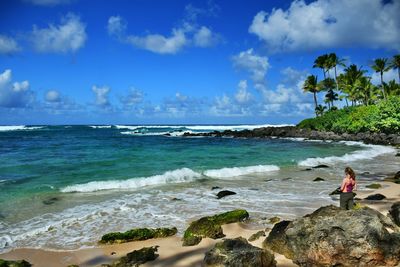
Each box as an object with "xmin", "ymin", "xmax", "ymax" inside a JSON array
[{"xmin": 0, "ymin": 0, "xmax": 399, "ymax": 125}]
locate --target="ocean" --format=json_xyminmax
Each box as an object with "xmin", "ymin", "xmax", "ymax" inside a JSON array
[{"xmin": 0, "ymin": 125, "xmax": 397, "ymax": 252}]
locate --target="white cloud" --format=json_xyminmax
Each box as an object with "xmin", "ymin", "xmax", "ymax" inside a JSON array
[
  {"xmin": 193, "ymin": 26, "xmax": 219, "ymax": 47},
  {"xmin": 0, "ymin": 69, "xmax": 34, "ymax": 108},
  {"xmin": 249, "ymin": 0, "xmax": 400, "ymax": 52},
  {"xmin": 107, "ymin": 14, "xmax": 220, "ymax": 54},
  {"xmin": 232, "ymin": 48, "xmax": 269, "ymax": 89},
  {"xmin": 45, "ymin": 90, "xmax": 61, "ymax": 102},
  {"xmin": 120, "ymin": 88, "xmax": 144, "ymax": 108},
  {"xmin": 92, "ymin": 85, "xmax": 111, "ymax": 107},
  {"xmin": 107, "ymin": 16, "xmax": 126, "ymax": 38},
  {"xmin": 126, "ymin": 29, "xmax": 187, "ymax": 54},
  {"xmin": 31, "ymin": 13, "xmax": 87, "ymax": 53},
  {"xmin": 0, "ymin": 35, "xmax": 20, "ymax": 55},
  {"xmin": 371, "ymin": 68, "xmax": 399, "ymax": 85},
  {"xmin": 235, "ymin": 80, "xmax": 252, "ymax": 104}
]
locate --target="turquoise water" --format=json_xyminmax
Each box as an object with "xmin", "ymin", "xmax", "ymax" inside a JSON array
[{"xmin": 0, "ymin": 125, "xmax": 396, "ymax": 251}]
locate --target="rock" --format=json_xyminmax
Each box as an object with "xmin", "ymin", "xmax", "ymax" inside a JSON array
[
  {"xmin": 67, "ymin": 265, "xmax": 79, "ymax": 267},
  {"xmin": 302, "ymin": 168, "xmax": 312, "ymax": 171},
  {"xmin": 268, "ymin": 216, "xmax": 281, "ymax": 224},
  {"xmin": 282, "ymin": 177, "xmax": 292, "ymax": 181},
  {"xmin": 204, "ymin": 237, "xmax": 276, "ymax": 267},
  {"xmin": 248, "ymin": 230, "xmax": 266, "ymax": 242},
  {"xmin": 312, "ymin": 164, "xmax": 329, "ymax": 169},
  {"xmin": 216, "ymin": 190, "xmax": 236, "ymax": 199},
  {"xmin": 365, "ymin": 183, "xmax": 382, "ymax": 189},
  {"xmin": 396, "ymin": 152, "xmax": 400, "ymax": 157},
  {"xmin": 389, "ymin": 202, "xmax": 400, "ymax": 226},
  {"xmin": 313, "ymin": 177, "xmax": 325, "ymax": 182},
  {"xmin": 211, "ymin": 186, "xmax": 221, "ymax": 190},
  {"xmin": 111, "ymin": 252, "xmax": 116, "ymax": 255},
  {"xmin": 182, "ymin": 209, "xmax": 249, "ymax": 246},
  {"xmin": 329, "ymin": 187, "xmax": 342, "ymax": 195},
  {"xmin": 263, "ymin": 205, "xmax": 400, "ymax": 267},
  {"xmin": 42, "ymin": 197, "xmax": 60, "ymax": 205},
  {"xmin": 171, "ymin": 197, "xmax": 181, "ymax": 201},
  {"xmin": 104, "ymin": 246, "xmax": 159, "ymax": 267},
  {"xmin": 100, "ymin": 227, "xmax": 177, "ymax": 244},
  {"xmin": 395, "ymin": 171, "xmax": 400, "ymax": 180},
  {"xmin": 0, "ymin": 259, "xmax": 32, "ymax": 267},
  {"xmin": 364, "ymin": 193, "xmax": 386, "ymax": 200}
]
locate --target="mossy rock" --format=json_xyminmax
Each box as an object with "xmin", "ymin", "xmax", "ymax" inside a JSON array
[
  {"xmin": 0, "ymin": 259, "xmax": 32, "ymax": 267},
  {"xmin": 352, "ymin": 202, "xmax": 363, "ymax": 210},
  {"xmin": 100, "ymin": 227, "xmax": 177, "ymax": 244},
  {"xmin": 268, "ymin": 216, "xmax": 281, "ymax": 224},
  {"xmin": 182, "ymin": 209, "xmax": 249, "ymax": 246},
  {"xmin": 248, "ymin": 230, "xmax": 266, "ymax": 242},
  {"xmin": 104, "ymin": 246, "xmax": 158, "ymax": 267},
  {"xmin": 366, "ymin": 183, "xmax": 382, "ymax": 189}
]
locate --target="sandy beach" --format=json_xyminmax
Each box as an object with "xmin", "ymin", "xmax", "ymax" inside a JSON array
[{"xmin": 1, "ymin": 180, "xmax": 399, "ymax": 267}]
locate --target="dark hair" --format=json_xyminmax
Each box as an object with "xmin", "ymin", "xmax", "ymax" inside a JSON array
[{"xmin": 345, "ymin": 167, "xmax": 356, "ymax": 180}]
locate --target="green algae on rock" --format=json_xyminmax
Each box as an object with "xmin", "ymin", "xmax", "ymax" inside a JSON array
[
  {"xmin": 182, "ymin": 209, "xmax": 249, "ymax": 246},
  {"xmin": 100, "ymin": 227, "xmax": 177, "ymax": 244},
  {"xmin": 366, "ymin": 183, "xmax": 382, "ymax": 189},
  {"xmin": 102, "ymin": 246, "xmax": 158, "ymax": 267},
  {"xmin": 0, "ymin": 259, "xmax": 32, "ymax": 267}
]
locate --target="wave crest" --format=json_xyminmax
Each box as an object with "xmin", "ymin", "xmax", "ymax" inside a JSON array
[
  {"xmin": 204, "ymin": 165, "xmax": 280, "ymax": 178},
  {"xmin": 61, "ymin": 168, "xmax": 202, "ymax": 193}
]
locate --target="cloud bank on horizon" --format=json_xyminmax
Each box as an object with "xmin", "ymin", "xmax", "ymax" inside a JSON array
[{"xmin": 0, "ymin": 0, "xmax": 399, "ymax": 124}]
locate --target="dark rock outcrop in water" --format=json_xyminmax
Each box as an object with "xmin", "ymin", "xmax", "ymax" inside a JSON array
[
  {"xmin": 364, "ymin": 193, "xmax": 386, "ymax": 200},
  {"xmin": 183, "ymin": 126, "xmax": 400, "ymax": 145},
  {"xmin": 389, "ymin": 202, "xmax": 400, "ymax": 226},
  {"xmin": 216, "ymin": 190, "xmax": 237, "ymax": 199},
  {"xmin": 312, "ymin": 164, "xmax": 329, "ymax": 169},
  {"xmin": 103, "ymin": 246, "xmax": 159, "ymax": 267},
  {"xmin": 182, "ymin": 209, "xmax": 249, "ymax": 246},
  {"xmin": 313, "ymin": 177, "xmax": 325, "ymax": 182},
  {"xmin": 204, "ymin": 237, "xmax": 276, "ymax": 267},
  {"xmin": 263, "ymin": 205, "xmax": 400, "ymax": 267}
]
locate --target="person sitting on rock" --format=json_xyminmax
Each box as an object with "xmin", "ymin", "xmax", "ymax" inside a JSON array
[{"xmin": 340, "ymin": 167, "xmax": 357, "ymax": 210}]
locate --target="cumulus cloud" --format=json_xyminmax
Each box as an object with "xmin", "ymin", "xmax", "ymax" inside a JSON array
[
  {"xmin": 0, "ymin": 69, "xmax": 34, "ymax": 108},
  {"xmin": 161, "ymin": 92, "xmax": 206, "ymax": 117},
  {"xmin": 120, "ymin": 88, "xmax": 144, "ymax": 108},
  {"xmin": 107, "ymin": 13, "xmax": 220, "ymax": 54},
  {"xmin": 0, "ymin": 35, "xmax": 20, "ymax": 55},
  {"xmin": 45, "ymin": 90, "xmax": 61, "ymax": 102},
  {"xmin": 193, "ymin": 26, "xmax": 220, "ymax": 47},
  {"xmin": 31, "ymin": 13, "xmax": 87, "ymax": 53},
  {"xmin": 232, "ymin": 49, "xmax": 269, "ymax": 90},
  {"xmin": 92, "ymin": 85, "xmax": 111, "ymax": 108},
  {"xmin": 249, "ymin": 0, "xmax": 400, "ymax": 52},
  {"xmin": 234, "ymin": 80, "xmax": 252, "ymax": 104}
]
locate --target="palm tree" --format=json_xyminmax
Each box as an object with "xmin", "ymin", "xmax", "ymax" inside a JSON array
[
  {"xmin": 354, "ymin": 76, "xmax": 374, "ymax": 105},
  {"xmin": 303, "ymin": 75, "xmax": 320, "ymax": 116},
  {"xmin": 390, "ymin": 55, "xmax": 400, "ymax": 83},
  {"xmin": 313, "ymin": 54, "xmax": 329, "ymax": 79},
  {"xmin": 371, "ymin": 58, "xmax": 390, "ymax": 100},
  {"xmin": 315, "ymin": 105, "xmax": 327, "ymax": 116},
  {"xmin": 340, "ymin": 64, "xmax": 367, "ymax": 106},
  {"xmin": 328, "ymin": 53, "xmax": 346, "ymax": 92},
  {"xmin": 384, "ymin": 80, "xmax": 400, "ymax": 96},
  {"xmin": 320, "ymin": 78, "xmax": 337, "ymax": 109}
]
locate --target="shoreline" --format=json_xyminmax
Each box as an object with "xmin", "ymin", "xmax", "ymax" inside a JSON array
[
  {"xmin": 1, "ymin": 180, "xmax": 399, "ymax": 267},
  {"xmin": 182, "ymin": 126, "xmax": 400, "ymax": 146}
]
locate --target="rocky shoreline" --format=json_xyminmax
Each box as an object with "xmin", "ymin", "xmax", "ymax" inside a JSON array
[{"xmin": 182, "ymin": 126, "xmax": 400, "ymax": 146}]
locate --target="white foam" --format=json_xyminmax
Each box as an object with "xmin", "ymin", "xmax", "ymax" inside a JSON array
[
  {"xmin": 0, "ymin": 126, "xmax": 43, "ymax": 132},
  {"xmin": 298, "ymin": 143, "xmax": 396, "ymax": 166},
  {"xmin": 115, "ymin": 124, "xmax": 292, "ymax": 132},
  {"xmin": 203, "ymin": 165, "xmax": 280, "ymax": 178},
  {"xmin": 89, "ymin": 125, "xmax": 112, "ymax": 129},
  {"xmin": 120, "ymin": 130, "xmax": 194, "ymax": 137},
  {"xmin": 61, "ymin": 168, "xmax": 202, "ymax": 193}
]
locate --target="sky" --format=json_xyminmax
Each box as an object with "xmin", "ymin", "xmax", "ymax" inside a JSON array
[{"xmin": 0, "ymin": 0, "xmax": 399, "ymax": 125}]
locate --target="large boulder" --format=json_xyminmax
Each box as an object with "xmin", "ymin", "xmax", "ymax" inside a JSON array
[
  {"xmin": 183, "ymin": 210, "xmax": 249, "ymax": 246},
  {"xmin": 263, "ymin": 205, "xmax": 400, "ymax": 266},
  {"xmin": 204, "ymin": 237, "xmax": 276, "ymax": 267},
  {"xmin": 0, "ymin": 259, "xmax": 31, "ymax": 267},
  {"xmin": 389, "ymin": 202, "xmax": 400, "ymax": 227},
  {"xmin": 100, "ymin": 227, "xmax": 177, "ymax": 244}
]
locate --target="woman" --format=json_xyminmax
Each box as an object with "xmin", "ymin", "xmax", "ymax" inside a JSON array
[{"xmin": 340, "ymin": 167, "xmax": 357, "ymax": 210}]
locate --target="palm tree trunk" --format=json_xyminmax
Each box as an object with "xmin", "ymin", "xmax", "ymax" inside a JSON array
[
  {"xmin": 380, "ymin": 71, "xmax": 387, "ymax": 101},
  {"xmin": 313, "ymin": 92, "xmax": 318, "ymax": 113},
  {"xmin": 345, "ymin": 98, "xmax": 349, "ymax": 107},
  {"xmin": 334, "ymin": 67, "xmax": 339, "ymax": 91}
]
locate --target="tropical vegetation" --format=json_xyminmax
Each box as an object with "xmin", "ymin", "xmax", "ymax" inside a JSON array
[{"xmin": 300, "ymin": 53, "xmax": 400, "ymax": 134}]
